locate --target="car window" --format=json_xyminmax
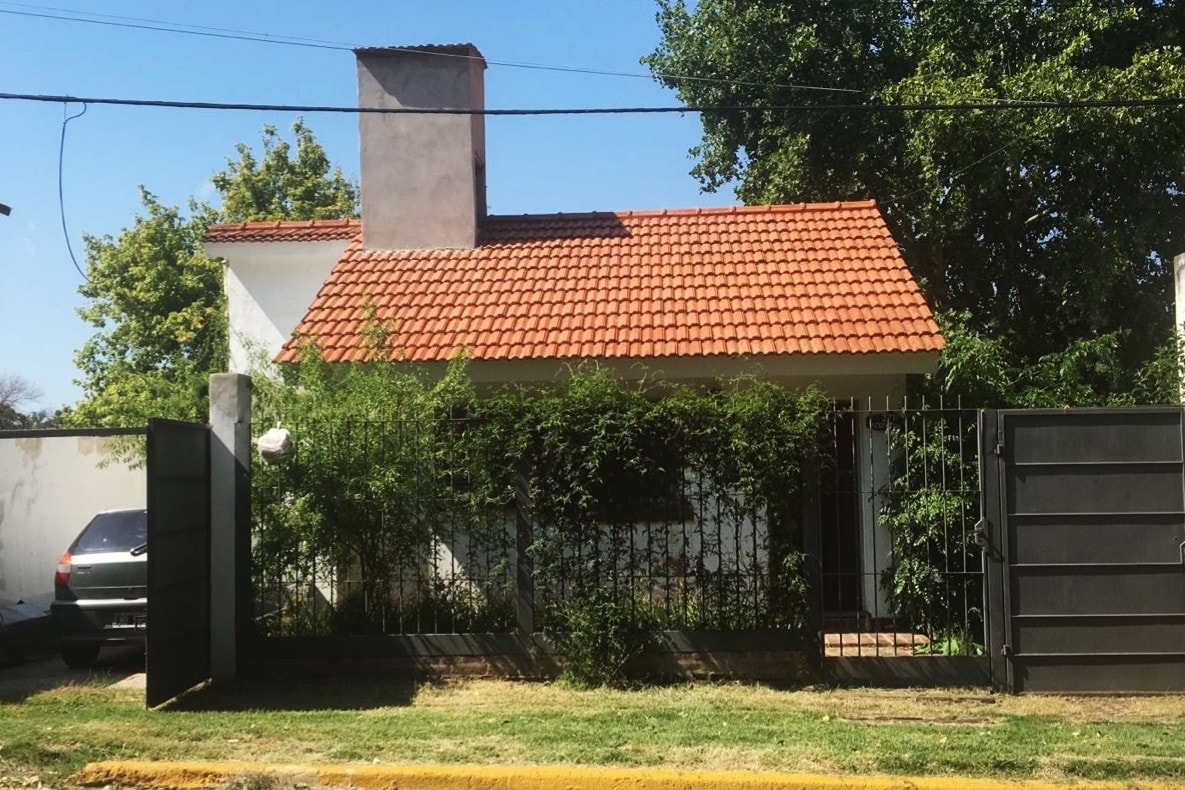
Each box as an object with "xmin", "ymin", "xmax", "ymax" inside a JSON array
[{"xmin": 72, "ymin": 510, "xmax": 147, "ymax": 554}]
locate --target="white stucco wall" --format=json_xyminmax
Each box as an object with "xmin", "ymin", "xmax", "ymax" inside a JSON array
[
  {"xmin": 0, "ymin": 432, "xmax": 145, "ymax": 613},
  {"xmin": 206, "ymin": 239, "xmax": 350, "ymax": 375}
]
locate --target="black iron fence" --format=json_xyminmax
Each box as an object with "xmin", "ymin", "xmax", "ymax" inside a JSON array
[
  {"xmin": 821, "ymin": 397, "xmax": 982, "ymax": 657},
  {"xmin": 251, "ymin": 416, "xmax": 518, "ymax": 636},
  {"xmin": 250, "ymin": 400, "xmax": 984, "ymax": 658}
]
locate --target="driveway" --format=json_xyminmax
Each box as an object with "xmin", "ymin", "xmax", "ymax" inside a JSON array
[{"xmin": 0, "ymin": 645, "xmax": 145, "ymax": 699}]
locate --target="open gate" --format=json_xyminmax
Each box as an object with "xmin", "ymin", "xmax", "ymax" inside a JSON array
[
  {"xmin": 146, "ymin": 418, "xmax": 212, "ymax": 707},
  {"xmin": 981, "ymin": 408, "xmax": 1185, "ymax": 692}
]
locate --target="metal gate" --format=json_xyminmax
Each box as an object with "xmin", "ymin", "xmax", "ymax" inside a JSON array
[
  {"xmin": 146, "ymin": 418, "xmax": 212, "ymax": 707},
  {"xmin": 981, "ymin": 409, "xmax": 1185, "ymax": 692}
]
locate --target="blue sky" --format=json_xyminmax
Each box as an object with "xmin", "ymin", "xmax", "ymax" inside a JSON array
[{"xmin": 0, "ymin": 1, "xmax": 735, "ymax": 413}]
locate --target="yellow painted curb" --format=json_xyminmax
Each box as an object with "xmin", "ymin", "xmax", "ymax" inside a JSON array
[{"xmin": 70, "ymin": 761, "xmax": 1185, "ymax": 790}]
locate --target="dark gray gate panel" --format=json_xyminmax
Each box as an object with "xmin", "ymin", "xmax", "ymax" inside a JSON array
[
  {"xmin": 146, "ymin": 419, "xmax": 211, "ymax": 708},
  {"xmin": 987, "ymin": 409, "xmax": 1185, "ymax": 693}
]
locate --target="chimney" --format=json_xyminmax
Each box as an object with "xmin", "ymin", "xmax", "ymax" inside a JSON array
[{"xmin": 355, "ymin": 45, "xmax": 487, "ymax": 250}]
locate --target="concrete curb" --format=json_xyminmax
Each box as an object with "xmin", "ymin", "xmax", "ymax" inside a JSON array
[{"xmin": 70, "ymin": 761, "xmax": 1185, "ymax": 790}]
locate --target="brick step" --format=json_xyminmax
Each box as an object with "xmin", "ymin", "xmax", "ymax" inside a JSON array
[{"xmin": 823, "ymin": 630, "xmax": 930, "ymax": 657}]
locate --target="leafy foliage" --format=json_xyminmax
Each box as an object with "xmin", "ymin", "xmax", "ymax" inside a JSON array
[
  {"xmin": 65, "ymin": 121, "xmax": 357, "ymax": 430},
  {"xmin": 479, "ymin": 366, "xmax": 829, "ymax": 638},
  {"xmin": 66, "ymin": 192, "xmax": 225, "ymax": 428},
  {"xmin": 877, "ymin": 404, "xmax": 982, "ymax": 648},
  {"xmin": 251, "ymin": 351, "xmax": 510, "ymax": 635},
  {"xmin": 250, "ymin": 360, "xmax": 829, "ymax": 683},
  {"xmin": 213, "ymin": 119, "xmax": 357, "ymax": 223},
  {"xmin": 879, "ymin": 311, "xmax": 1184, "ymax": 649},
  {"xmin": 548, "ymin": 586, "xmax": 661, "ymax": 688}
]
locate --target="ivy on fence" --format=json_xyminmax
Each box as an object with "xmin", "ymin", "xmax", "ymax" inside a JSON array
[{"xmin": 249, "ymin": 352, "xmax": 830, "ymax": 680}]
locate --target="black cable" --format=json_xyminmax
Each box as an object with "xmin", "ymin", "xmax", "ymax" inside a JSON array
[
  {"xmin": 58, "ymin": 101, "xmax": 89, "ymax": 281},
  {"xmin": 4, "ymin": 91, "xmax": 1185, "ymax": 115},
  {"xmin": 0, "ymin": 6, "xmax": 861, "ymax": 96},
  {"xmin": 6, "ymin": 90, "xmax": 1185, "ymax": 114},
  {"xmin": 0, "ymin": 7, "xmax": 350, "ymax": 51},
  {"xmin": 0, "ymin": 2, "xmax": 352, "ymax": 48}
]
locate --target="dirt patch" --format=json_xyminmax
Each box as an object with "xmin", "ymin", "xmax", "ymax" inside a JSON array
[{"xmin": 776, "ymin": 687, "xmax": 1185, "ymax": 724}]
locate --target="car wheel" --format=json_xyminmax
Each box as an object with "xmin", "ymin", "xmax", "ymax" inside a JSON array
[{"xmin": 60, "ymin": 644, "xmax": 100, "ymax": 669}]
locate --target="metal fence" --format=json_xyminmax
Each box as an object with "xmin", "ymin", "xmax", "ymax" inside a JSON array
[
  {"xmin": 526, "ymin": 468, "xmax": 805, "ymax": 633},
  {"xmin": 820, "ymin": 397, "xmax": 983, "ymax": 657},
  {"xmin": 250, "ymin": 400, "xmax": 985, "ymax": 656},
  {"xmin": 250, "ymin": 417, "xmax": 518, "ymax": 637}
]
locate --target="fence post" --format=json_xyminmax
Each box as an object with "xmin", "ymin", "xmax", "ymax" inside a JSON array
[
  {"xmin": 800, "ymin": 452, "xmax": 823, "ymax": 670},
  {"xmin": 209, "ymin": 373, "xmax": 252, "ymax": 682},
  {"xmin": 514, "ymin": 460, "xmax": 535, "ymax": 638}
]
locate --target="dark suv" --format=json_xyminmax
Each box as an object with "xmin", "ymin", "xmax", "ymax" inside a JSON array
[{"xmin": 50, "ymin": 508, "xmax": 147, "ymax": 668}]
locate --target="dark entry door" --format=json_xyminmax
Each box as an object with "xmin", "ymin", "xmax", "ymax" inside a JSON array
[
  {"xmin": 820, "ymin": 411, "xmax": 863, "ymax": 615},
  {"xmin": 146, "ymin": 418, "xmax": 212, "ymax": 707},
  {"xmin": 982, "ymin": 409, "xmax": 1185, "ymax": 692}
]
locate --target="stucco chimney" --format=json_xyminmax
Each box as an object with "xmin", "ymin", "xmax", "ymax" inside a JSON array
[{"xmin": 355, "ymin": 45, "xmax": 487, "ymax": 250}]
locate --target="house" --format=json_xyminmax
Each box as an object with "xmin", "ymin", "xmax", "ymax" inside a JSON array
[{"xmin": 203, "ymin": 44, "xmax": 944, "ymax": 623}]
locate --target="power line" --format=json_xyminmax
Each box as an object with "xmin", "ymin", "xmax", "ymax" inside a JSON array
[
  {"xmin": 2, "ymin": 91, "xmax": 1184, "ymax": 115},
  {"xmin": 0, "ymin": 5, "xmax": 352, "ymax": 51},
  {"xmin": 58, "ymin": 101, "xmax": 88, "ymax": 281},
  {"xmin": 0, "ymin": 3, "xmax": 862, "ymax": 96}
]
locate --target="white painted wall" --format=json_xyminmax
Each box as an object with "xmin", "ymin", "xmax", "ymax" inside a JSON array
[
  {"xmin": 205, "ymin": 239, "xmax": 350, "ymax": 375},
  {"xmin": 857, "ymin": 414, "xmax": 894, "ymax": 619},
  {"xmin": 0, "ymin": 432, "xmax": 145, "ymax": 613}
]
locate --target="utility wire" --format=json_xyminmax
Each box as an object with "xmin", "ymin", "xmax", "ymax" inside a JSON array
[
  {"xmin": 0, "ymin": 4, "xmax": 862, "ymax": 96},
  {"xmin": 58, "ymin": 101, "xmax": 88, "ymax": 282},
  {"xmin": 883, "ymin": 140, "xmax": 1021, "ymax": 208},
  {"xmin": 0, "ymin": 6, "xmax": 351, "ymax": 51},
  {"xmin": 3, "ymin": 91, "xmax": 1184, "ymax": 114}
]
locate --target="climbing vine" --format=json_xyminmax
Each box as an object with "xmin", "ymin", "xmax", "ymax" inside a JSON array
[{"xmin": 250, "ymin": 356, "xmax": 830, "ymax": 683}]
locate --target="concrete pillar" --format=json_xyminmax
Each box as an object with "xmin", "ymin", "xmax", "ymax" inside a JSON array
[
  {"xmin": 208, "ymin": 373, "xmax": 252, "ymax": 682},
  {"xmin": 1176, "ymin": 254, "xmax": 1185, "ymax": 404}
]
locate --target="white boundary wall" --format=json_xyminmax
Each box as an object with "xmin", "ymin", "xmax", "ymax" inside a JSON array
[{"xmin": 0, "ymin": 431, "xmax": 145, "ymax": 613}]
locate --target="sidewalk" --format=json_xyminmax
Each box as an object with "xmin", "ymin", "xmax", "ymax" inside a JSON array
[{"xmin": 70, "ymin": 761, "xmax": 1185, "ymax": 790}]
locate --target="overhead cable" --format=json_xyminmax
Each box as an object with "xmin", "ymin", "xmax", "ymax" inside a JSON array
[
  {"xmin": 58, "ymin": 101, "xmax": 89, "ymax": 281},
  {"xmin": 2, "ymin": 91, "xmax": 1184, "ymax": 115},
  {"xmin": 0, "ymin": 4, "xmax": 862, "ymax": 96}
]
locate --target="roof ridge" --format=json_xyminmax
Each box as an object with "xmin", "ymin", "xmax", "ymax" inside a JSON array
[
  {"xmin": 208, "ymin": 217, "xmax": 361, "ymax": 230},
  {"xmin": 485, "ymin": 200, "xmax": 879, "ymax": 222}
]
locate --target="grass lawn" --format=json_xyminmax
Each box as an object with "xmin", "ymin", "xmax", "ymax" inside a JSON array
[{"xmin": 2, "ymin": 675, "xmax": 1184, "ymax": 788}]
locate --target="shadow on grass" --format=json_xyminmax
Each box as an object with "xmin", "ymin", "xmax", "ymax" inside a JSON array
[
  {"xmin": 0, "ymin": 645, "xmax": 144, "ymax": 703},
  {"xmin": 162, "ymin": 674, "xmax": 425, "ymax": 712}
]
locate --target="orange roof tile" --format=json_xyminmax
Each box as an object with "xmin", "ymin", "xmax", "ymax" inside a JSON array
[
  {"xmin": 273, "ymin": 201, "xmax": 943, "ymax": 364},
  {"xmin": 206, "ymin": 218, "xmax": 360, "ymax": 243}
]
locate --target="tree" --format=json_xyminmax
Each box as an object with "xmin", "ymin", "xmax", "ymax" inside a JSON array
[
  {"xmin": 0, "ymin": 373, "xmax": 56, "ymax": 428},
  {"xmin": 66, "ymin": 120, "xmax": 358, "ymax": 427},
  {"xmin": 213, "ymin": 119, "xmax": 357, "ymax": 222},
  {"xmin": 646, "ymin": 0, "xmax": 1185, "ymax": 385}
]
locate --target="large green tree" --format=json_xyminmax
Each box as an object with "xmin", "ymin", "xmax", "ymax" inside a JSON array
[
  {"xmin": 67, "ymin": 120, "xmax": 357, "ymax": 427},
  {"xmin": 647, "ymin": 0, "xmax": 1185, "ymax": 383}
]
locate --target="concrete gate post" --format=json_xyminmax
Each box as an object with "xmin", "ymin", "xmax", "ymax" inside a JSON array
[{"xmin": 208, "ymin": 373, "xmax": 252, "ymax": 682}]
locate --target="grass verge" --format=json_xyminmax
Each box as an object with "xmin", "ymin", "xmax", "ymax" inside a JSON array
[{"xmin": 1, "ymin": 677, "xmax": 1184, "ymax": 787}]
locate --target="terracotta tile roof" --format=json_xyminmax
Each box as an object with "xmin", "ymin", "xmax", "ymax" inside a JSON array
[
  {"xmin": 206, "ymin": 219, "xmax": 360, "ymax": 243},
  {"xmin": 275, "ymin": 201, "xmax": 943, "ymax": 364}
]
